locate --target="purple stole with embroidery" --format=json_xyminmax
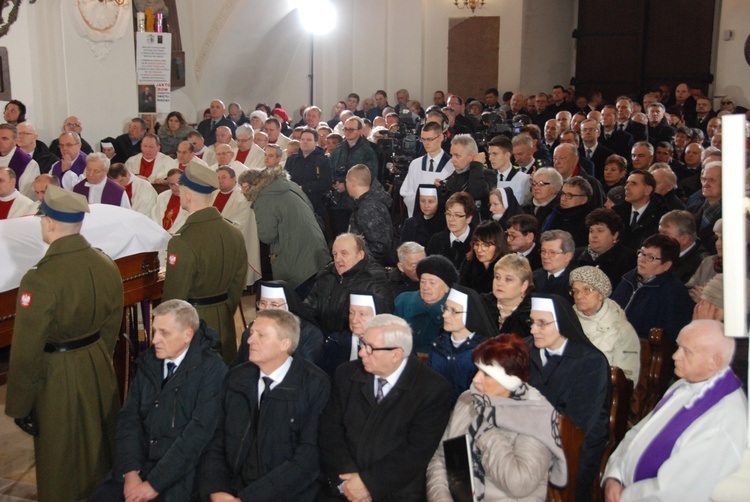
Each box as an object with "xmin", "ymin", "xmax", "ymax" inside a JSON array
[
  {"xmin": 8, "ymin": 148, "xmax": 32, "ymax": 190},
  {"xmin": 50, "ymin": 151, "xmax": 87, "ymax": 183},
  {"xmin": 633, "ymin": 369, "xmax": 742, "ymax": 482},
  {"xmin": 73, "ymin": 178, "xmax": 125, "ymax": 206}
]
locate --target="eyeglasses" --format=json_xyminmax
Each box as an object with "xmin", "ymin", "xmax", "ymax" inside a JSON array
[
  {"xmin": 530, "ymin": 181, "xmax": 551, "ymax": 188},
  {"xmin": 65, "ymin": 122, "xmax": 81, "ymax": 128},
  {"xmin": 721, "ymin": 101, "xmax": 732, "ymax": 105},
  {"xmin": 570, "ymin": 286, "xmax": 597, "ymax": 297},
  {"xmin": 421, "ymin": 135, "xmax": 441, "ymax": 144},
  {"xmin": 560, "ymin": 191, "xmax": 586, "ymax": 200},
  {"xmin": 637, "ymin": 249, "xmax": 663, "ymax": 262},
  {"xmin": 59, "ymin": 143, "xmax": 79, "ymax": 148},
  {"xmin": 358, "ymin": 340, "xmax": 400, "ymax": 355},
  {"xmin": 525, "ymin": 318, "xmax": 557, "ymax": 329},
  {"xmin": 440, "ymin": 304, "xmax": 466, "ymax": 315},
  {"xmin": 471, "ymin": 240, "xmax": 494, "ymax": 250},
  {"xmin": 445, "ymin": 211, "xmax": 466, "ymax": 219},
  {"xmin": 257, "ymin": 300, "xmax": 287, "ymax": 309},
  {"xmin": 343, "ymin": 127, "xmax": 359, "ymax": 133},
  {"xmin": 540, "ymin": 248, "xmax": 565, "ymax": 256}
]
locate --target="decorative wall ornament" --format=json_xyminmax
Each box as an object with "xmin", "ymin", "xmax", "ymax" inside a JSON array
[
  {"xmin": 72, "ymin": 0, "xmax": 131, "ymax": 60},
  {"xmin": 194, "ymin": 0, "xmax": 241, "ymax": 82},
  {"xmin": 454, "ymin": 0, "xmax": 485, "ymax": 14},
  {"xmin": 0, "ymin": 0, "xmax": 35, "ymax": 39}
]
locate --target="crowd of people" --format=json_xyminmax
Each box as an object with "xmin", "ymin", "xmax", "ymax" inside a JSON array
[{"xmin": 2, "ymin": 81, "xmax": 749, "ymax": 501}]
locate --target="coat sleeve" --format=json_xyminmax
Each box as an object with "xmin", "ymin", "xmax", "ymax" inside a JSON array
[
  {"xmin": 238, "ymin": 373, "xmax": 331, "ymax": 501},
  {"xmin": 198, "ymin": 372, "xmax": 238, "ymax": 497},
  {"xmin": 253, "ymin": 197, "xmax": 279, "ymax": 247},
  {"xmin": 318, "ymin": 366, "xmax": 361, "ymax": 478},
  {"xmin": 146, "ymin": 358, "xmax": 228, "ymax": 493},
  {"xmin": 475, "ymin": 428, "xmax": 553, "ymax": 498},
  {"xmin": 114, "ymin": 368, "xmax": 149, "ymax": 477},
  {"xmin": 5, "ymin": 272, "xmax": 56, "ymax": 418},
  {"xmin": 162, "ymin": 237, "xmax": 197, "ymax": 301}
]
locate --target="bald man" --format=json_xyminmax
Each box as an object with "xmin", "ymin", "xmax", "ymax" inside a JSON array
[
  {"xmin": 196, "ymin": 99, "xmax": 237, "ymax": 146},
  {"xmin": 16, "ymin": 122, "xmax": 59, "ymax": 175},
  {"xmin": 48, "ymin": 115, "xmax": 94, "ymax": 158},
  {"xmin": 603, "ymin": 320, "xmax": 747, "ymax": 501}
]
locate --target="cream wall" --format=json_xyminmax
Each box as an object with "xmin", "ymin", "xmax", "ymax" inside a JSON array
[{"xmin": 0, "ymin": 0, "xmax": 747, "ymax": 145}]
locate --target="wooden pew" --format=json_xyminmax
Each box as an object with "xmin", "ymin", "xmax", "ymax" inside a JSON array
[
  {"xmin": 547, "ymin": 414, "xmax": 585, "ymax": 502},
  {"xmin": 629, "ymin": 328, "xmax": 675, "ymax": 426}
]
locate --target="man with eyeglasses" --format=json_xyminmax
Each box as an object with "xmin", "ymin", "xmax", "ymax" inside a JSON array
[
  {"xmin": 202, "ymin": 125, "xmax": 236, "ymax": 168},
  {"xmin": 50, "ymin": 131, "xmax": 88, "ymax": 189},
  {"xmin": 578, "ymin": 118, "xmax": 614, "ymax": 180},
  {"xmin": 233, "ymin": 124, "xmax": 266, "ymax": 169},
  {"xmin": 542, "ymin": 177, "xmax": 593, "ymax": 248},
  {"xmin": 150, "ymin": 168, "xmax": 189, "ymax": 233},
  {"xmin": 0, "ymin": 123, "xmax": 40, "ymax": 200},
  {"xmin": 48, "ymin": 115, "xmax": 94, "ymax": 158},
  {"xmin": 611, "ymin": 233, "xmax": 693, "ymax": 340},
  {"xmin": 16, "ymin": 122, "xmax": 58, "ymax": 176},
  {"xmin": 506, "ymin": 214, "xmax": 542, "ymax": 270},
  {"xmin": 552, "ymin": 142, "xmax": 605, "ymax": 206},
  {"xmin": 614, "ymin": 170, "xmax": 667, "ymax": 251},
  {"xmin": 329, "ymin": 116, "xmax": 380, "ymax": 235},
  {"xmin": 532, "ymin": 230, "xmax": 576, "ymax": 301},
  {"xmin": 524, "ymin": 167, "xmax": 563, "ymax": 227},
  {"xmin": 400, "ymin": 121, "xmax": 455, "ymax": 217},
  {"xmin": 319, "ymin": 314, "xmax": 452, "ymax": 501}
]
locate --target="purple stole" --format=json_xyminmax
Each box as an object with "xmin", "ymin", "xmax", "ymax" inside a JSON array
[
  {"xmin": 633, "ymin": 369, "xmax": 742, "ymax": 482},
  {"xmin": 50, "ymin": 151, "xmax": 87, "ymax": 183},
  {"xmin": 8, "ymin": 148, "xmax": 32, "ymax": 190},
  {"xmin": 73, "ymin": 178, "xmax": 125, "ymax": 206}
]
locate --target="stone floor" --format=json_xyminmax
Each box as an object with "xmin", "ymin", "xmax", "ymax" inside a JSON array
[{"xmin": 0, "ymin": 292, "xmax": 256, "ymax": 502}]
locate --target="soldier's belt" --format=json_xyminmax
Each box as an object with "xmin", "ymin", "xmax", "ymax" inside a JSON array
[
  {"xmin": 188, "ymin": 293, "xmax": 229, "ymax": 306},
  {"xmin": 44, "ymin": 332, "xmax": 101, "ymax": 353}
]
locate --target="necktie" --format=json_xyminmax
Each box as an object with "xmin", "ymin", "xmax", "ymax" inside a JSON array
[
  {"xmin": 162, "ymin": 361, "xmax": 176, "ymax": 388},
  {"xmin": 586, "ymin": 148, "xmax": 592, "ymax": 159},
  {"xmin": 429, "ymin": 159, "xmax": 434, "ymax": 172},
  {"xmin": 618, "ymin": 123, "xmax": 624, "ymax": 131},
  {"xmin": 631, "ymin": 211, "xmax": 639, "ymax": 228},
  {"xmin": 498, "ymin": 173, "xmax": 504, "ymax": 182},
  {"xmin": 605, "ymin": 133, "xmax": 611, "ymax": 140},
  {"xmin": 376, "ymin": 377, "xmax": 388, "ymax": 403},
  {"xmin": 260, "ymin": 376, "xmax": 274, "ymax": 407},
  {"xmin": 452, "ymin": 239, "xmax": 462, "ymax": 250},
  {"xmin": 211, "ymin": 120, "xmax": 217, "ymax": 130},
  {"xmin": 548, "ymin": 273, "xmax": 554, "ymax": 281}
]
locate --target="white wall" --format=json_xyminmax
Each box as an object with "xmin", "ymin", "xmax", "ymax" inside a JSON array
[{"xmin": 714, "ymin": 0, "xmax": 750, "ymax": 108}]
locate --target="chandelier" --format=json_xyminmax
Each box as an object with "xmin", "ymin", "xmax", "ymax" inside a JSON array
[{"xmin": 454, "ymin": 0, "xmax": 485, "ymax": 14}]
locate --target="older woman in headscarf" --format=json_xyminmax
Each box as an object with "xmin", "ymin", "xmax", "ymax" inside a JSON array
[
  {"xmin": 687, "ymin": 218, "xmax": 729, "ymax": 302},
  {"xmin": 428, "ymin": 285, "xmax": 498, "ymax": 402},
  {"xmin": 481, "ymin": 254, "xmax": 534, "ymax": 339},
  {"xmin": 569, "ymin": 266, "xmax": 640, "ymax": 384},
  {"xmin": 234, "ymin": 280, "xmax": 323, "ymax": 366},
  {"xmin": 527, "ymin": 293, "xmax": 610, "ymax": 502},
  {"xmin": 426, "ymin": 335, "xmax": 567, "ymax": 501},
  {"xmin": 459, "ymin": 220, "xmax": 510, "ymax": 294}
]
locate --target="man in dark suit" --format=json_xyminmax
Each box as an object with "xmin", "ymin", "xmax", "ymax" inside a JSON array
[
  {"xmin": 318, "ymin": 314, "xmax": 453, "ymax": 501},
  {"xmin": 579, "ymin": 118, "xmax": 615, "ymax": 180},
  {"xmin": 553, "ymin": 142, "xmax": 605, "ymax": 207},
  {"xmin": 690, "ymin": 96, "xmax": 717, "ymax": 133},
  {"xmin": 599, "ymin": 105, "xmax": 634, "ymax": 161},
  {"xmin": 112, "ymin": 117, "xmax": 147, "ymax": 164},
  {"xmin": 615, "ymin": 96, "xmax": 648, "ymax": 142},
  {"xmin": 200, "ymin": 309, "xmax": 330, "ymax": 501},
  {"xmin": 658, "ymin": 210, "xmax": 708, "ymax": 283},
  {"xmin": 532, "ymin": 229, "xmax": 576, "ymax": 301},
  {"xmin": 16, "ymin": 122, "xmax": 58, "ymax": 174},
  {"xmin": 614, "ymin": 170, "xmax": 667, "ymax": 251},
  {"xmin": 196, "ymin": 99, "xmax": 237, "ymax": 146},
  {"xmin": 507, "ymin": 214, "xmax": 542, "ymax": 271},
  {"xmin": 646, "ymin": 103, "xmax": 675, "ymax": 148}
]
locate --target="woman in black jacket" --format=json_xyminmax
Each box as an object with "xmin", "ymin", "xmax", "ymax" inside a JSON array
[{"xmin": 459, "ymin": 220, "xmax": 511, "ymax": 295}]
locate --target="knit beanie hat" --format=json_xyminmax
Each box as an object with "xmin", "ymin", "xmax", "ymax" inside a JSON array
[
  {"xmin": 606, "ymin": 186, "xmax": 626, "ymax": 206},
  {"xmin": 416, "ymin": 255, "xmax": 458, "ymax": 289},
  {"xmin": 569, "ymin": 266, "xmax": 612, "ymax": 298}
]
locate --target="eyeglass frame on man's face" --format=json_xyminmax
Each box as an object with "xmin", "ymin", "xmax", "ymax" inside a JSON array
[
  {"xmin": 358, "ymin": 340, "xmax": 400, "ymax": 355},
  {"xmin": 559, "ymin": 190, "xmax": 586, "ymax": 200},
  {"xmin": 637, "ymin": 249, "xmax": 663, "ymax": 262},
  {"xmin": 530, "ymin": 181, "xmax": 552, "ymax": 188}
]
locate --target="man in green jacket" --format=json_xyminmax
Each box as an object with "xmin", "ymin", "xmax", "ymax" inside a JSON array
[{"xmin": 6, "ymin": 185, "xmax": 124, "ymax": 501}]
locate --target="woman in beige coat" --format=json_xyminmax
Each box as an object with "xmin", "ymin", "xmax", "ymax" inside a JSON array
[
  {"xmin": 569, "ymin": 266, "xmax": 641, "ymax": 384},
  {"xmin": 426, "ymin": 335, "xmax": 567, "ymax": 501}
]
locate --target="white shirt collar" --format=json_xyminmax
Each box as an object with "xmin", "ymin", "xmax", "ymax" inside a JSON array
[
  {"xmin": 85, "ymin": 177, "xmax": 108, "ymax": 188},
  {"xmin": 540, "ymin": 338, "xmax": 569, "ymax": 364},
  {"xmin": 680, "ymin": 241, "xmax": 697, "ymax": 257},
  {"xmin": 374, "ymin": 357, "xmax": 409, "ymax": 399},
  {"xmin": 450, "ymin": 226, "xmax": 471, "ymax": 244},
  {"xmin": 631, "ymin": 200, "xmax": 650, "ymax": 214},
  {"xmin": 258, "ymin": 355, "xmax": 294, "ymax": 402},
  {"xmin": 163, "ymin": 346, "xmax": 190, "ymax": 378}
]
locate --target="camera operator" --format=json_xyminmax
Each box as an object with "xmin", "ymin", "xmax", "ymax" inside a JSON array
[{"xmin": 328, "ymin": 116, "xmax": 379, "ymax": 236}]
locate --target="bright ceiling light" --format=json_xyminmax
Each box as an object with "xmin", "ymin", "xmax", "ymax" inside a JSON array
[{"xmin": 298, "ymin": 0, "xmax": 337, "ymax": 35}]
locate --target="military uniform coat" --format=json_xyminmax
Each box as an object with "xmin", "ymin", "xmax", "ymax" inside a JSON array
[
  {"xmin": 6, "ymin": 234, "xmax": 124, "ymax": 502},
  {"xmin": 162, "ymin": 206, "xmax": 248, "ymax": 363}
]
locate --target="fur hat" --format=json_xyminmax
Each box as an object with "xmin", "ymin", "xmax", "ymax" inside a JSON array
[
  {"xmin": 569, "ymin": 266, "xmax": 612, "ymax": 298},
  {"xmin": 416, "ymin": 255, "xmax": 458, "ymax": 288}
]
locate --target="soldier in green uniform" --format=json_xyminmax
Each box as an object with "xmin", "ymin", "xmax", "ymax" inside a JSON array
[
  {"xmin": 162, "ymin": 160, "xmax": 248, "ymax": 363},
  {"xmin": 5, "ymin": 185, "xmax": 124, "ymax": 502}
]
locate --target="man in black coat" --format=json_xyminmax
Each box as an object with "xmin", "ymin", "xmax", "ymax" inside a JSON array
[
  {"xmin": 285, "ymin": 128, "xmax": 332, "ymax": 230},
  {"xmin": 615, "ymin": 170, "xmax": 668, "ymax": 251},
  {"xmin": 112, "ymin": 117, "xmax": 148, "ymax": 164},
  {"xmin": 90, "ymin": 300, "xmax": 227, "ymax": 501},
  {"xmin": 615, "ymin": 96, "xmax": 648, "ymax": 143},
  {"xmin": 658, "ymin": 209, "xmax": 709, "ymax": 283},
  {"xmin": 347, "ymin": 164, "xmax": 395, "ymax": 266},
  {"xmin": 196, "ymin": 99, "xmax": 237, "ymax": 146},
  {"xmin": 532, "ymin": 229, "xmax": 576, "ymax": 302},
  {"xmin": 646, "ymin": 103, "xmax": 675, "ymax": 148},
  {"xmin": 578, "ymin": 118, "xmax": 615, "ymax": 180},
  {"xmin": 318, "ymin": 314, "xmax": 453, "ymax": 501},
  {"xmin": 16, "ymin": 123, "xmax": 59, "ymax": 174},
  {"xmin": 600, "ymin": 105, "xmax": 634, "ymax": 161},
  {"xmin": 201, "ymin": 309, "xmax": 330, "ymax": 501}
]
